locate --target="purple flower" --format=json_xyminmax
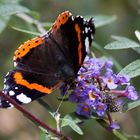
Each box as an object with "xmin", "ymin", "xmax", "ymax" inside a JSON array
[
  {"xmin": 125, "ymin": 85, "xmax": 138, "ymax": 100},
  {"xmin": 105, "ymin": 59, "xmax": 113, "ymax": 69},
  {"xmin": 86, "ymin": 84, "xmax": 100, "ymax": 104},
  {"xmin": 76, "ymin": 103, "xmax": 92, "ymax": 118},
  {"xmin": 69, "ymin": 87, "xmax": 88, "ymax": 103},
  {"xmin": 62, "ymin": 57, "xmax": 138, "ymax": 129},
  {"xmin": 109, "ymin": 122, "xmax": 120, "ymax": 130},
  {"xmin": 116, "ymin": 75, "xmax": 130, "ymax": 85},
  {"xmin": 83, "ymin": 58, "xmax": 103, "ymax": 73},
  {"xmin": 94, "ymin": 102, "xmax": 107, "ymax": 117},
  {"xmin": 103, "ymin": 73, "xmax": 118, "ymax": 89}
]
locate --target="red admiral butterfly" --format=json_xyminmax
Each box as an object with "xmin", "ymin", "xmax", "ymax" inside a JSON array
[{"xmin": 1, "ymin": 11, "xmax": 95, "ymax": 108}]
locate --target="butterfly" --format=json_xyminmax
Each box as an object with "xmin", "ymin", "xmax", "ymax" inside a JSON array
[{"xmin": 1, "ymin": 11, "xmax": 95, "ymax": 108}]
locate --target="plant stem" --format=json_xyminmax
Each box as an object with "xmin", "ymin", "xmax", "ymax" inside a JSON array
[{"xmin": 0, "ymin": 91, "xmax": 71, "ymax": 140}]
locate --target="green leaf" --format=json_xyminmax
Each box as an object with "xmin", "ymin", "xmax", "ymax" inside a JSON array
[
  {"xmin": 0, "ymin": 15, "xmax": 10, "ymax": 33},
  {"xmin": 92, "ymin": 42, "xmax": 122, "ymax": 71},
  {"xmin": 28, "ymin": 11, "xmax": 40, "ymax": 20},
  {"xmin": 94, "ymin": 15, "xmax": 117, "ymax": 28},
  {"xmin": 61, "ymin": 114, "xmax": 83, "ymax": 135},
  {"xmin": 111, "ymin": 35, "xmax": 128, "ymax": 41},
  {"xmin": 113, "ymin": 130, "xmax": 128, "ymax": 140},
  {"xmin": 0, "ymin": 4, "xmax": 30, "ymax": 16},
  {"xmin": 104, "ymin": 35, "xmax": 140, "ymax": 50},
  {"xmin": 11, "ymin": 26, "xmax": 41, "ymax": 36},
  {"xmin": 42, "ymin": 22, "xmax": 53, "ymax": 29},
  {"xmin": 119, "ymin": 59, "xmax": 140, "ymax": 78},
  {"xmin": 135, "ymin": 30, "xmax": 140, "ymax": 42},
  {"xmin": 0, "ymin": 0, "xmax": 21, "ymax": 4},
  {"xmin": 132, "ymin": 47, "xmax": 140, "ymax": 54},
  {"xmin": 40, "ymin": 132, "xmax": 51, "ymax": 140},
  {"xmin": 123, "ymin": 100, "xmax": 140, "ymax": 112}
]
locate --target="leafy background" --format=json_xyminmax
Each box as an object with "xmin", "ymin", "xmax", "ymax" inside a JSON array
[{"xmin": 0, "ymin": 0, "xmax": 140, "ymax": 140}]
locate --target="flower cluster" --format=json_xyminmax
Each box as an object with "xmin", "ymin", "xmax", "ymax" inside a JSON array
[{"xmin": 60, "ymin": 57, "xmax": 138, "ymax": 129}]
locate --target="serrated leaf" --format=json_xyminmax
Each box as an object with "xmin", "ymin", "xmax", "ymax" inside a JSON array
[
  {"xmin": 119, "ymin": 59, "xmax": 140, "ymax": 78},
  {"xmin": 0, "ymin": 4, "xmax": 30, "ymax": 16},
  {"xmin": 123, "ymin": 100, "xmax": 140, "ymax": 112},
  {"xmin": 94, "ymin": 15, "xmax": 117, "ymax": 28},
  {"xmin": 12, "ymin": 26, "xmax": 41, "ymax": 36},
  {"xmin": 61, "ymin": 114, "xmax": 83, "ymax": 135},
  {"xmin": 104, "ymin": 36, "xmax": 140, "ymax": 50},
  {"xmin": 0, "ymin": 15, "xmax": 10, "ymax": 33}
]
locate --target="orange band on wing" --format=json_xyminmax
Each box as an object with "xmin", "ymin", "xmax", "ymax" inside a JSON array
[
  {"xmin": 52, "ymin": 11, "xmax": 72, "ymax": 31},
  {"xmin": 13, "ymin": 72, "xmax": 54, "ymax": 94},
  {"xmin": 14, "ymin": 37, "xmax": 43, "ymax": 61},
  {"xmin": 75, "ymin": 23, "xmax": 82, "ymax": 65}
]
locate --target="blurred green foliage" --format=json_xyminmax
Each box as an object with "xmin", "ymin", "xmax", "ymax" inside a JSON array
[{"xmin": 0, "ymin": 0, "xmax": 140, "ymax": 140}]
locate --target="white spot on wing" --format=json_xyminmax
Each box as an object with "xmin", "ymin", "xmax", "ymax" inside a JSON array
[
  {"xmin": 85, "ymin": 27, "xmax": 88, "ymax": 33},
  {"xmin": 15, "ymin": 87, "xmax": 18, "ymax": 90},
  {"xmin": 71, "ymin": 16, "xmax": 74, "ymax": 21},
  {"xmin": 14, "ymin": 62, "xmax": 17, "ymax": 67},
  {"xmin": 6, "ymin": 72, "xmax": 9, "ymax": 77},
  {"xmin": 16, "ymin": 93, "xmax": 31, "ymax": 104},
  {"xmin": 9, "ymin": 90, "xmax": 15, "ymax": 96},
  {"xmin": 4, "ymin": 84, "xmax": 6, "ymax": 89},
  {"xmin": 4, "ymin": 78, "xmax": 6, "ymax": 83},
  {"xmin": 85, "ymin": 37, "xmax": 90, "ymax": 53},
  {"xmin": 91, "ymin": 34, "xmax": 94, "ymax": 39},
  {"xmin": 7, "ymin": 103, "xmax": 14, "ymax": 109}
]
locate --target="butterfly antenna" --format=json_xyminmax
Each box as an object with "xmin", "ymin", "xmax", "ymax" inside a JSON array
[{"xmin": 55, "ymin": 85, "xmax": 70, "ymax": 113}]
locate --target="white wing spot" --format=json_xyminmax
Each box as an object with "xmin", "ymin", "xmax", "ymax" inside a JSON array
[
  {"xmin": 14, "ymin": 62, "xmax": 17, "ymax": 67},
  {"xmin": 91, "ymin": 34, "xmax": 94, "ymax": 39},
  {"xmin": 6, "ymin": 72, "xmax": 9, "ymax": 77},
  {"xmin": 4, "ymin": 84, "xmax": 6, "ymax": 89},
  {"xmin": 85, "ymin": 37, "xmax": 90, "ymax": 53},
  {"xmin": 7, "ymin": 103, "xmax": 14, "ymax": 109},
  {"xmin": 15, "ymin": 87, "xmax": 18, "ymax": 90},
  {"xmin": 85, "ymin": 27, "xmax": 88, "ymax": 33},
  {"xmin": 9, "ymin": 90, "xmax": 15, "ymax": 96},
  {"xmin": 4, "ymin": 78, "xmax": 6, "ymax": 83},
  {"xmin": 16, "ymin": 93, "xmax": 31, "ymax": 104}
]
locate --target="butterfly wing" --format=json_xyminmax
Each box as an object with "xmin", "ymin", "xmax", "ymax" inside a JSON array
[{"xmin": 1, "ymin": 11, "xmax": 95, "ymax": 108}]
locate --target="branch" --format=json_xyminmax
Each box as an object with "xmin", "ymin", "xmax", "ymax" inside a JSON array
[{"xmin": 0, "ymin": 91, "xmax": 71, "ymax": 140}]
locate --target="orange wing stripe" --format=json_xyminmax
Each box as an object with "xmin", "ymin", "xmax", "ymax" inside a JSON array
[
  {"xmin": 14, "ymin": 37, "xmax": 43, "ymax": 61},
  {"xmin": 14, "ymin": 72, "xmax": 53, "ymax": 94},
  {"xmin": 52, "ymin": 11, "xmax": 72, "ymax": 31},
  {"xmin": 75, "ymin": 23, "xmax": 82, "ymax": 65}
]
